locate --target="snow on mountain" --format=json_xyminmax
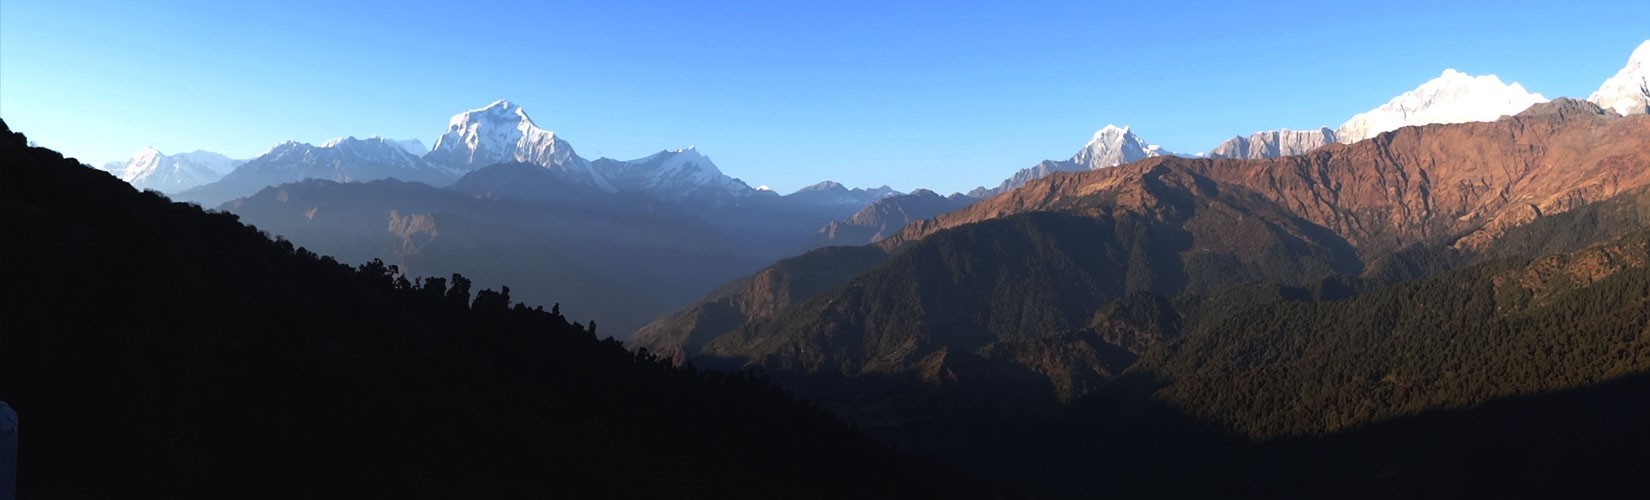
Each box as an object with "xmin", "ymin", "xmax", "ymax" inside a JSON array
[
  {"xmin": 105, "ymin": 147, "xmax": 245, "ymax": 193},
  {"xmin": 175, "ymin": 136, "xmax": 457, "ymax": 208},
  {"xmin": 426, "ymin": 100, "xmax": 614, "ymax": 192},
  {"xmin": 321, "ymin": 136, "xmax": 427, "ymax": 156},
  {"xmin": 976, "ymin": 124, "xmax": 1170, "ymax": 197},
  {"xmin": 1071, "ymin": 124, "xmax": 1172, "ymax": 169},
  {"xmin": 1336, "ymin": 69, "xmax": 1547, "ymax": 143},
  {"xmin": 394, "ymin": 138, "xmax": 428, "ymax": 155},
  {"xmin": 1208, "ymin": 128, "xmax": 1337, "ymax": 160},
  {"xmin": 784, "ymin": 180, "xmax": 900, "ymax": 206},
  {"xmin": 1589, "ymin": 40, "xmax": 1650, "ymax": 116},
  {"xmin": 593, "ymin": 146, "xmax": 756, "ymax": 200}
]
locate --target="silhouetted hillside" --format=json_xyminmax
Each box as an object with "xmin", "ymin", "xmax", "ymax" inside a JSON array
[{"xmin": 0, "ymin": 121, "xmax": 994, "ymax": 499}]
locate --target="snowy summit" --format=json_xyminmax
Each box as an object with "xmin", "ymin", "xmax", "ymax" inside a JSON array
[
  {"xmin": 104, "ymin": 147, "xmax": 245, "ymax": 193},
  {"xmin": 1336, "ymin": 69, "xmax": 1547, "ymax": 143},
  {"xmin": 426, "ymin": 100, "xmax": 614, "ymax": 191},
  {"xmin": 1588, "ymin": 40, "xmax": 1650, "ymax": 116}
]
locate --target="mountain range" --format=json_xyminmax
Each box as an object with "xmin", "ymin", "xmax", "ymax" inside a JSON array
[
  {"xmin": 101, "ymin": 41, "xmax": 1647, "ymax": 213},
  {"xmin": 9, "ymin": 38, "xmax": 1650, "ymax": 500},
  {"xmin": 100, "ymin": 147, "xmax": 244, "ymax": 192},
  {"xmin": 168, "ymin": 100, "xmax": 813, "ymax": 208},
  {"xmin": 635, "ymin": 96, "xmax": 1650, "ymax": 414}
]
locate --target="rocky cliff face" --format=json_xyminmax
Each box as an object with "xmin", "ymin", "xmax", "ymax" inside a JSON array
[
  {"xmin": 1207, "ymin": 128, "xmax": 1336, "ymax": 159},
  {"xmin": 811, "ymin": 190, "xmax": 979, "ymax": 247}
]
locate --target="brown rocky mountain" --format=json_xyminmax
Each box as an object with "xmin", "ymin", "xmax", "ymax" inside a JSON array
[
  {"xmin": 632, "ymin": 98, "xmax": 1650, "ymax": 417},
  {"xmin": 890, "ymin": 99, "xmax": 1650, "ymax": 254}
]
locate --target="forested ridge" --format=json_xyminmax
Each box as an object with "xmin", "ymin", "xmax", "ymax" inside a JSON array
[
  {"xmin": 0, "ymin": 121, "xmax": 993, "ymax": 499},
  {"xmin": 631, "ymin": 117, "xmax": 1650, "ymax": 498},
  {"xmin": 979, "ymin": 229, "xmax": 1650, "ymax": 498}
]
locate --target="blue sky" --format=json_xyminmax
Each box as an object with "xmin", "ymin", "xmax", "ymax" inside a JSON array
[{"xmin": 2, "ymin": 0, "xmax": 1644, "ymax": 194}]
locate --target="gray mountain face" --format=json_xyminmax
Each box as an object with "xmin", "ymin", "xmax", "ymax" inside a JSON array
[
  {"xmin": 591, "ymin": 147, "xmax": 758, "ymax": 203},
  {"xmin": 219, "ymin": 160, "xmax": 889, "ymax": 336},
  {"xmin": 1208, "ymin": 128, "xmax": 1337, "ymax": 159},
  {"xmin": 175, "ymin": 137, "xmax": 456, "ymax": 207},
  {"xmin": 784, "ymin": 181, "xmax": 900, "ymax": 207},
  {"xmin": 104, "ymin": 148, "xmax": 245, "ymax": 193},
  {"xmin": 810, "ymin": 189, "xmax": 979, "ymax": 247}
]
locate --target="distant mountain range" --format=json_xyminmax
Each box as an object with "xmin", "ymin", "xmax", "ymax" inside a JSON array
[
  {"xmin": 967, "ymin": 41, "xmax": 1648, "ymax": 193},
  {"xmin": 168, "ymin": 100, "xmax": 833, "ymax": 207},
  {"xmin": 100, "ymin": 147, "xmax": 244, "ymax": 192},
  {"xmin": 103, "ymin": 41, "xmax": 1647, "ymax": 213},
  {"xmin": 88, "ymin": 39, "xmax": 1650, "ymax": 343}
]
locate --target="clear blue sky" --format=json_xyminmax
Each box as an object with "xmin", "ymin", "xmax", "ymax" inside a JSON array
[{"xmin": 2, "ymin": 0, "xmax": 1644, "ymax": 194}]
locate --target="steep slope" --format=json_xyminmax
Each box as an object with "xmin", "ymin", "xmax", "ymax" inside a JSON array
[
  {"xmin": 425, "ymin": 100, "xmax": 614, "ymax": 191},
  {"xmin": 992, "ymin": 212, "xmax": 1650, "ymax": 499},
  {"xmin": 631, "ymin": 245, "xmax": 893, "ymax": 361},
  {"xmin": 1589, "ymin": 39, "xmax": 1650, "ymax": 116},
  {"xmin": 176, "ymin": 136, "xmax": 456, "ymax": 207},
  {"xmin": 103, "ymin": 147, "xmax": 244, "ymax": 192},
  {"xmin": 1135, "ymin": 231, "xmax": 1649, "ymax": 439},
  {"xmin": 637, "ymin": 164, "xmax": 1364, "ymax": 409},
  {"xmin": 1207, "ymin": 127, "xmax": 1336, "ymax": 159},
  {"xmin": 977, "ymin": 125, "xmax": 1170, "ymax": 196},
  {"xmin": 810, "ymin": 189, "xmax": 979, "ymax": 247},
  {"xmin": 640, "ymin": 101, "xmax": 1650, "ymax": 433},
  {"xmin": 0, "ymin": 122, "xmax": 990, "ymax": 499},
  {"xmin": 391, "ymin": 138, "xmax": 427, "ymax": 155},
  {"xmin": 592, "ymin": 147, "xmax": 758, "ymax": 201},
  {"xmin": 1335, "ymin": 69, "xmax": 1547, "ymax": 143},
  {"xmin": 224, "ymin": 165, "xmax": 767, "ymax": 337},
  {"xmin": 898, "ymin": 99, "xmax": 1650, "ymax": 256},
  {"xmin": 699, "ymin": 169, "xmax": 1360, "ymax": 378}
]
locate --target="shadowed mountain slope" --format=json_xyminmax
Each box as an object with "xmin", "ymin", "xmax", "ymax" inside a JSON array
[{"xmin": 0, "ymin": 121, "xmax": 994, "ymax": 500}]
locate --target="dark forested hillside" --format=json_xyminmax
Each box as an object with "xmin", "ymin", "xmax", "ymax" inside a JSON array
[
  {"xmin": 0, "ymin": 122, "xmax": 990, "ymax": 499},
  {"xmin": 983, "ymin": 228, "xmax": 1650, "ymax": 499},
  {"xmin": 623, "ymin": 106, "xmax": 1650, "ymax": 499},
  {"xmin": 643, "ymin": 162, "xmax": 1367, "ymax": 417}
]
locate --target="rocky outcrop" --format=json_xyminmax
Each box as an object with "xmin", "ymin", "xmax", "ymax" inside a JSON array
[{"xmin": 1207, "ymin": 128, "xmax": 1336, "ymax": 159}]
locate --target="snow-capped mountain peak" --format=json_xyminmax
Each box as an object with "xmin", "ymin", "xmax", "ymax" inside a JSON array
[
  {"xmin": 1336, "ymin": 69, "xmax": 1548, "ymax": 143},
  {"xmin": 320, "ymin": 136, "xmax": 428, "ymax": 156},
  {"xmin": 426, "ymin": 100, "xmax": 613, "ymax": 192},
  {"xmin": 593, "ymin": 146, "xmax": 754, "ymax": 198},
  {"xmin": 106, "ymin": 147, "xmax": 246, "ymax": 193},
  {"xmin": 797, "ymin": 180, "xmax": 846, "ymax": 193},
  {"xmin": 1070, "ymin": 124, "xmax": 1170, "ymax": 169},
  {"xmin": 783, "ymin": 180, "xmax": 899, "ymax": 206},
  {"xmin": 1588, "ymin": 40, "xmax": 1650, "ymax": 116}
]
